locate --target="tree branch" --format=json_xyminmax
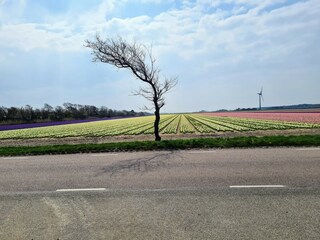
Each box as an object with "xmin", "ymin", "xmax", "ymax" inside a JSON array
[{"xmin": 85, "ymin": 34, "xmax": 178, "ymax": 141}]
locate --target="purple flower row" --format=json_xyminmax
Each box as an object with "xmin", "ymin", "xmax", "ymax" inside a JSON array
[{"xmin": 0, "ymin": 117, "xmax": 133, "ymax": 131}]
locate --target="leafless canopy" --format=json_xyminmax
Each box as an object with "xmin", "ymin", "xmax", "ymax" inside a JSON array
[
  {"xmin": 85, "ymin": 35, "xmax": 178, "ymax": 141},
  {"xmin": 85, "ymin": 35, "xmax": 177, "ymax": 110}
]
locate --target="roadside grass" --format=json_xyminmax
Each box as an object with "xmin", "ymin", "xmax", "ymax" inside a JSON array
[{"xmin": 0, "ymin": 135, "xmax": 319, "ymax": 156}]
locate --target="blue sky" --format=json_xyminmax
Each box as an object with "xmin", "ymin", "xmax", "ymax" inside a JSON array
[{"xmin": 0, "ymin": 0, "xmax": 319, "ymax": 112}]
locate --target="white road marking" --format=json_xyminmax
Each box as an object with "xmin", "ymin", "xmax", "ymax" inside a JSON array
[
  {"xmin": 56, "ymin": 188, "xmax": 106, "ymax": 192},
  {"xmin": 91, "ymin": 154, "xmax": 119, "ymax": 157},
  {"xmin": 230, "ymin": 185, "xmax": 286, "ymax": 188},
  {"xmin": 295, "ymin": 148, "xmax": 320, "ymax": 151},
  {"xmin": 2, "ymin": 157, "xmax": 29, "ymax": 160}
]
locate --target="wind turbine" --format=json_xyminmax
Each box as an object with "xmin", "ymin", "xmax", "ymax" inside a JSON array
[{"xmin": 257, "ymin": 87, "xmax": 263, "ymax": 110}]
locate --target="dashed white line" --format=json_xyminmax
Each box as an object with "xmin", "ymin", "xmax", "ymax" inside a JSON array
[
  {"xmin": 56, "ymin": 188, "xmax": 107, "ymax": 192},
  {"xmin": 2, "ymin": 157, "xmax": 29, "ymax": 160},
  {"xmin": 230, "ymin": 185, "xmax": 286, "ymax": 188}
]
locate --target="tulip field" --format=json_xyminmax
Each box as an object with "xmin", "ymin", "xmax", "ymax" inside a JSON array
[
  {"xmin": 0, "ymin": 113, "xmax": 319, "ymax": 140},
  {"xmin": 202, "ymin": 112, "xmax": 320, "ymax": 124}
]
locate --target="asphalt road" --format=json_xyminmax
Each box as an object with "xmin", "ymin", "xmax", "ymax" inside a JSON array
[
  {"xmin": 0, "ymin": 147, "xmax": 319, "ymax": 239},
  {"xmin": 0, "ymin": 147, "xmax": 320, "ymax": 192}
]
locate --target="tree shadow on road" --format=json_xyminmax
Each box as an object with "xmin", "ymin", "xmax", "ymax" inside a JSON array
[{"xmin": 96, "ymin": 151, "xmax": 182, "ymax": 177}]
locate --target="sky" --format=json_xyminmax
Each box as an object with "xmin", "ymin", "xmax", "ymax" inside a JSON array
[{"xmin": 0, "ymin": 0, "xmax": 319, "ymax": 112}]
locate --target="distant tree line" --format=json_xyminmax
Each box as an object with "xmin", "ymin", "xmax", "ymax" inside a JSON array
[{"xmin": 0, "ymin": 103, "xmax": 148, "ymax": 124}]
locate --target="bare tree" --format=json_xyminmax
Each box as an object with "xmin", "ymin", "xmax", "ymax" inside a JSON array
[{"xmin": 85, "ymin": 35, "xmax": 177, "ymax": 141}]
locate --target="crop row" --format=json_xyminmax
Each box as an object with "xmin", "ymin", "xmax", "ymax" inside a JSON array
[
  {"xmin": 197, "ymin": 115, "xmax": 319, "ymax": 131},
  {"xmin": 0, "ymin": 116, "xmax": 154, "ymax": 139},
  {"xmin": 0, "ymin": 114, "xmax": 319, "ymax": 139},
  {"xmin": 203, "ymin": 112, "xmax": 320, "ymax": 124},
  {"xmin": 186, "ymin": 114, "xmax": 320, "ymax": 133}
]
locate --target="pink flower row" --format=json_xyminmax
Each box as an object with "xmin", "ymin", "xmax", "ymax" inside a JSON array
[{"xmin": 202, "ymin": 112, "xmax": 320, "ymax": 124}]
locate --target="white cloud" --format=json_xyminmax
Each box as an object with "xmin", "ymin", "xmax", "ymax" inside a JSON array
[
  {"xmin": 0, "ymin": 0, "xmax": 26, "ymax": 23},
  {"xmin": 134, "ymin": 0, "xmax": 174, "ymax": 3},
  {"xmin": 1, "ymin": 0, "xmax": 318, "ymax": 62},
  {"xmin": 0, "ymin": 53, "xmax": 5, "ymax": 63},
  {"xmin": 0, "ymin": 0, "xmax": 319, "ymax": 111},
  {"xmin": 0, "ymin": 23, "xmax": 85, "ymax": 51},
  {"xmin": 78, "ymin": 0, "xmax": 117, "ymax": 26}
]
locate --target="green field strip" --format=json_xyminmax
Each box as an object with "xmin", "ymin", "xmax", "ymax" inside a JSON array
[
  {"xmin": 161, "ymin": 115, "xmax": 182, "ymax": 134},
  {"xmin": 113, "ymin": 114, "xmax": 170, "ymax": 135},
  {"xmin": 1, "ymin": 113, "xmax": 319, "ymax": 140},
  {"xmin": 158, "ymin": 115, "xmax": 180, "ymax": 132},
  {"xmin": 214, "ymin": 117, "xmax": 275, "ymax": 130},
  {"xmin": 188, "ymin": 115, "xmax": 236, "ymax": 132},
  {"xmin": 1, "ymin": 121, "xmax": 93, "ymax": 139},
  {"xmin": 221, "ymin": 117, "xmax": 287, "ymax": 130},
  {"xmin": 123, "ymin": 122, "xmax": 155, "ymax": 135},
  {"xmin": 102, "ymin": 115, "xmax": 174, "ymax": 135},
  {"xmin": 202, "ymin": 116, "xmax": 263, "ymax": 131},
  {"xmin": 179, "ymin": 115, "xmax": 197, "ymax": 133},
  {"xmin": 198, "ymin": 115, "xmax": 315, "ymax": 131},
  {"xmin": 95, "ymin": 121, "xmax": 151, "ymax": 136},
  {"xmin": 0, "ymin": 116, "xmax": 155, "ymax": 139},
  {"xmin": 79, "ymin": 122, "xmax": 137, "ymax": 136},
  {"xmin": 193, "ymin": 115, "xmax": 250, "ymax": 131},
  {"xmin": 176, "ymin": 114, "xmax": 182, "ymax": 134},
  {"xmin": 185, "ymin": 115, "xmax": 217, "ymax": 133},
  {"xmin": 213, "ymin": 116, "xmax": 319, "ymax": 130},
  {"xmin": 143, "ymin": 115, "xmax": 178, "ymax": 134},
  {"xmin": 202, "ymin": 115, "xmax": 285, "ymax": 131},
  {"xmin": 112, "ymin": 118, "xmax": 156, "ymax": 135},
  {"xmin": 255, "ymin": 119, "xmax": 320, "ymax": 129}
]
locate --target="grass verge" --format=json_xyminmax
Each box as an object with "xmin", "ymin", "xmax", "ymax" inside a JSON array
[{"xmin": 0, "ymin": 135, "xmax": 319, "ymax": 156}]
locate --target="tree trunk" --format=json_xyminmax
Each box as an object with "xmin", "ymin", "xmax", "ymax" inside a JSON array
[{"xmin": 154, "ymin": 107, "xmax": 161, "ymax": 141}]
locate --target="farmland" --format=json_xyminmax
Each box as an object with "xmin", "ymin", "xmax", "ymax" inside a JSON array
[
  {"xmin": 202, "ymin": 112, "xmax": 320, "ymax": 124},
  {"xmin": 0, "ymin": 114, "xmax": 319, "ymax": 141}
]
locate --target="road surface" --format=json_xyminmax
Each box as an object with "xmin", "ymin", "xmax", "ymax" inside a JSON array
[{"xmin": 0, "ymin": 147, "xmax": 319, "ymax": 239}]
